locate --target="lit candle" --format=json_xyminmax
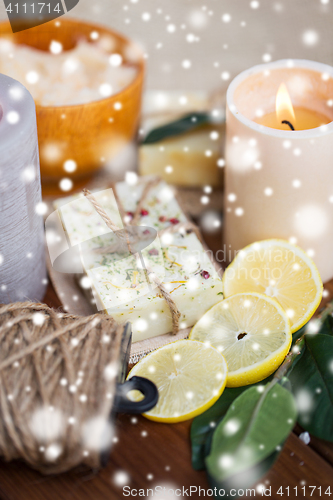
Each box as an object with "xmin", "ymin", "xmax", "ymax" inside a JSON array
[
  {"xmin": 224, "ymin": 60, "xmax": 333, "ymax": 282},
  {"xmin": 256, "ymin": 83, "xmax": 330, "ymax": 131}
]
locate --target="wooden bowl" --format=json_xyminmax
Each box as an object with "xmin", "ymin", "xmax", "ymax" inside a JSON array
[{"xmin": 0, "ymin": 18, "xmax": 145, "ymax": 186}]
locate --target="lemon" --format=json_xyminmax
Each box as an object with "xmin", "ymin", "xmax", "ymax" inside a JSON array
[
  {"xmin": 127, "ymin": 339, "xmax": 228, "ymax": 423},
  {"xmin": 223, "ymin": 239, "xmax": 323, "ymax": 333},
  {"xmin": 189, "ymin": 293, "xmax": 292, "ymax": 387}
]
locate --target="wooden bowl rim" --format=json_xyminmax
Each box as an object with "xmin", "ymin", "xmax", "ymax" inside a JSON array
[{"xmin": 0, "ymin": 17, "xmax": 145, "ymax": 111}]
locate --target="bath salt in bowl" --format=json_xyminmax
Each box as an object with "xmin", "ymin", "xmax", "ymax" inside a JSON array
[
  {"xmin": 0, "ymin": 39, "xmax": 138, "ymax": 106},
  {"xmin": 0, "ymin": 18, "xmax": 145, "ymax": 186}
]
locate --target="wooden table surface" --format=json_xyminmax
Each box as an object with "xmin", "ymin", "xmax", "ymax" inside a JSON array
[{"xmin": 0, "ymin": 228, "xmax": 332, "ymax": 500}]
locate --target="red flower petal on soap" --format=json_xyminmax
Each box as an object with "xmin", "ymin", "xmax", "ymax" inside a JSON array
[
  {"xmin": 159, "ymin": 215, "xmax": 167, "ymax": 222},
  {"xmin": 170, "ymin": 218, "xmax": 180, "ymax": 225},
  {"xmin": 148, "ymin": 248, "xmax": 159, "ymax": 256},
  {"xmin": 141, "ymin": 209, "xmax": 149, "ymax": 216},
  {"xmin": 201, "ymin": 270, "xmax": 210, "ymax": 279},
  {"xmin": 126, "ymin": 211, "xmax": 134, "ymax": 219}
]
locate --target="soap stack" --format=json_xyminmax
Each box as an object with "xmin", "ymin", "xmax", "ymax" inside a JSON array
[{"xmin": 54, "ymin": 177, "xmax": 223, "ymax": 342}]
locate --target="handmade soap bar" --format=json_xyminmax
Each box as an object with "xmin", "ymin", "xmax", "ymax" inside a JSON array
[
  {"xmin": 139, "ymin": 124, "xmax": 225, "ymax": 188},
  {"xmin": 54, "ymin": 178, "xmax": 223, "ymax": 342}
]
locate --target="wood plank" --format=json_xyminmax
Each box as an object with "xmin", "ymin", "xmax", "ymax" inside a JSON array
[
  {"xmin": 262, "ymin": 433, "xmax": 333, "ymax": 499},
  {"xmin": 0, "ymin": 415, "xmax": 332, "ymax": 500},
  {"xmin": 295, "ymin": 424, "xmax": 333, "ymax": 468},
  {"xmin": 0, "ymin": 226, "xmax": 332, "ymax": 499}
]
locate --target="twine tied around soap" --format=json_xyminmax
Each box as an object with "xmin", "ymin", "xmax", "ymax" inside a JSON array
[
  {"xmin": 0, "ymin": 301, "xmax": 124, "ymax": 474},
  {"xmin": 83, "ymin": 178, "xmax": 200, "ymax": 336}
]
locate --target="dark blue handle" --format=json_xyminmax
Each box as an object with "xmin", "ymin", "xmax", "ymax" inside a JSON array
[{"xmin": 114, "ymin": 376, "xmax": 159, "ymax": 414}]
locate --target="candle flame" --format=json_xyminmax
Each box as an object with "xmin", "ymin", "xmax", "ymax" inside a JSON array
[{"xmin": 276, "ymin": 83, "xmax": 295, "ymax": 124}]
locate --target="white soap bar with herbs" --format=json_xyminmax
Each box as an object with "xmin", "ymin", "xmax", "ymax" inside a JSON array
[{"xmin": 54, "ymin": 178, "xmax": 223, "ymax": 342}]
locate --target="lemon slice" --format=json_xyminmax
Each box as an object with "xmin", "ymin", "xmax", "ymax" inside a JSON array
[
  {"xmin": 127, "ymin": 339, "xmax": 228, "ymax": 423},
  {"xmin": 223, "ymin": 239, "xmax": 323, "ymax": 333},
  {"xmin": 189, "ymin": 293, "xmax": 291, "ymax": 387}
]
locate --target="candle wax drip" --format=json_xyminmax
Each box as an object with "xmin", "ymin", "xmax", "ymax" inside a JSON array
[{"xmin": 256, "ymin": 107, "xmax": 331, "ymax": 130}]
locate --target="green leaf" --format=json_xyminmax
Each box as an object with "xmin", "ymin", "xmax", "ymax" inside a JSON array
[
  {"xmin": 292, "ymin": 323, "xmax": 307, "ymax": 344},
  {"xmin": 205, "ymin": 382, "xmax": 297, "ymax": 483},
  {"xmin": 292, "ymin": 316, "xmax": 333, "ymax": 348},
  {"xmin": 191, "ymin": 387, "xmax": 246, "ymax": 470},
  {"xmin": 292, "ymin": 306, "xmax": 333, "ymax": 345},
  {"xmin": 207, "ymin": 449, "xmax": 280, "ymax": 499},
  {"xmin": 202, "ymin": 391, "xmax": 283, "ymax": 498},
  {"xmin": 317, "ymin": 315, "xmax": 333, "ymax": 337},
  {"xmin": 289, "ymin": 333, "xmax": 333, "ymax": 441},
  {"xmin": 191, "ymin": 376, "xmax": 274, "ymax": 470},
  {"xmin": 141, "ymin": 112, "xmax": 220, "ymax": 144}
]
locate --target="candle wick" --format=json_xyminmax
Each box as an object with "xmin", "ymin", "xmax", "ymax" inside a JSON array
[{"xmin": 281, "ymin": 120, "xmax": 295, "ymax": 131}]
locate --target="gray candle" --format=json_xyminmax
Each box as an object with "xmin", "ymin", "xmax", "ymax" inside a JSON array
[{"xmin": 0, "ymin": 73, "xmax": 46, "ymax": 303}]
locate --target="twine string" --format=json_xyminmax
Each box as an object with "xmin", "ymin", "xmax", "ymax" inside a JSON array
[
  {"xmin": 0, "ymin": 302, "xmax": 123, "ymax": 474},
  {"xmin": 130, "ymin": 177, "xmax": 161, "ymax": 226}
]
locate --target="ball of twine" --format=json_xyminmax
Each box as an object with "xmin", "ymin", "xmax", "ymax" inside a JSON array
[{"xmin": 0, "ymin": 302, "xmax": 124, "ymax": 474}]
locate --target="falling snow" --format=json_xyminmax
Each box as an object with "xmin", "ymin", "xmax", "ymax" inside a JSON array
[
  {"xmin": 1, "ymin": 1, "xmax": 332, "ymax": 492},
  {"xmin": 299, "ymin": 431, "xmax": 311, "ymax": 445},
  {"xmin": 59, "ymin": 178, "xmax": 73, "ymax": 192}
]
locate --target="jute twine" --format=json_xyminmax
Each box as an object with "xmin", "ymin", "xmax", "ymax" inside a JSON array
[{"xmin": 0, "ymin": 301, "xmax": 124, "ymax": 474}]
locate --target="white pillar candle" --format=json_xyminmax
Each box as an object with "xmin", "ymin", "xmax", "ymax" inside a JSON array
[
  {"xmin": 0, "ymin": 73, "xmax": 46, "ymax": 303},
  {"xmin": 224, "ymin": 59, "xmax": 333, "ymax": 283}
]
